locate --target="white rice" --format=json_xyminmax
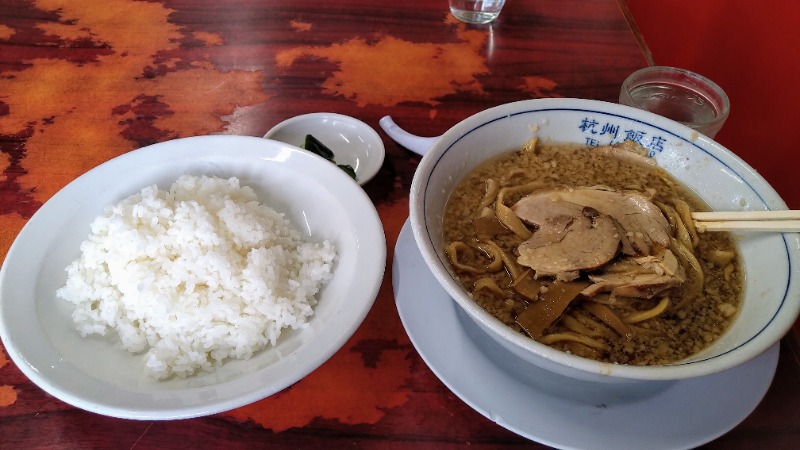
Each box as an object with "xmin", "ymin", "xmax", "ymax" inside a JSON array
[{"xmin": 56, "ymin": 174, "xmax": 336, "ymax": 379}]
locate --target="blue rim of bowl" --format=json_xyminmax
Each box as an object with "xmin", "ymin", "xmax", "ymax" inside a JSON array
[{"xmin": 422, "ymin": 105, "xmax": 793, "ymax": 368}]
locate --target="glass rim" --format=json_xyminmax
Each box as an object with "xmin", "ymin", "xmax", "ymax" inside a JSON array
[{"xmin": 620, "ymin": 65, "xmax": 730, "ymax": 127}]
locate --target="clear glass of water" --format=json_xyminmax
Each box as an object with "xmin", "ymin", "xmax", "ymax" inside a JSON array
[
  {"xmin": 619, "ymin": 66, "xmax": 730, "ymax": 138},
  {"xmin": 449, "ymin": 0, "xmax": 507, "ymax": 24}
]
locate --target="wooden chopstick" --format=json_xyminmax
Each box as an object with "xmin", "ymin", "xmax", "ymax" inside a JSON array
[{"xmin": 691, "ymin": 210, "xmax": 800, "ymax": 233}]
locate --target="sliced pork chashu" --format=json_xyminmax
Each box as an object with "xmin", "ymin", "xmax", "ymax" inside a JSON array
[
  {"xmin": 582, "ymin": 249, "xmax": 686, "ymax": 299},
  {"xmin": 515, "ymin": 205, "xmax": 621, "ymax": 280},
  {"xmin": 513, "ymin": 186, "xmax": 671, "ymax": 256}
]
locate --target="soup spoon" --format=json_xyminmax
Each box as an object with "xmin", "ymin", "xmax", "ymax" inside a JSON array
[{"xmin": 379, "ymin": 116, "xmax": 439, "ymax": 157}]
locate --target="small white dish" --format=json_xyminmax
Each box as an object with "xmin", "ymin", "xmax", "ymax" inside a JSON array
[
  {"xmin": 0, "ymin": 135, "xmax": 386, "ymax": 420},
  {"xmin": 393, "ymin": 220, "xmax": 778, "ymax": 449},
  {"xmin": 265, "ymin": 113, "xmax": 386, "ymax": 185}
]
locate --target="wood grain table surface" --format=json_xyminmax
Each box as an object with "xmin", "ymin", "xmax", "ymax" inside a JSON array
[{"xmin": 0, "ymin": 0, "xmax": 797, "ymax": 448}]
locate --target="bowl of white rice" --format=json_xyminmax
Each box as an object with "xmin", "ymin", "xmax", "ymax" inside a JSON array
[{"xmin": 0, "ymin": 135, "xmax": 386, "ymax": 419}]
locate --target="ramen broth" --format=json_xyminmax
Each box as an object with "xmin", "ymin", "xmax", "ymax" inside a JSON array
[{"xmin": 442, "ymin": 140, "xmax": 742, "ymax": 365}]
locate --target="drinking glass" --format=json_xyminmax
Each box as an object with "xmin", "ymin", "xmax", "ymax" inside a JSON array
[
  {"xmin": 619, "ymin": 66, "xmax": 730, "ymax": 138},
  {"xmin": 449, "ymin": 0, "xmax": 506, "ymax": 24}
]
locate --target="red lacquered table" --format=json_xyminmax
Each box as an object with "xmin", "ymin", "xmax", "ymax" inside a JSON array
[{"xmin": 1, "ymin": 1, "xmax": 797, "ymax": 448}]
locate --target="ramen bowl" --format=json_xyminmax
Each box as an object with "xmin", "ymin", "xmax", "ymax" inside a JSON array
[{"xmin": 409, "ymin": 98, "xmax": 800, "ymax": 382}]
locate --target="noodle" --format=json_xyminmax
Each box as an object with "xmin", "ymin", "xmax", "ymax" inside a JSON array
[
  {"xmin": 669, "ymin": 238, "xmax": 705, "ymax": 307},
  {"xmin": 540, "ymin": 332, "xmax": 609, "ymax": 350},
  {"xmin": 658, "ymin": 201, "xmax": 693, "ymax": 250},
  {"xmin": 674, "ymin": 199, "xmax": 700, "ymax": 246},
  {"xmin": 624, "ymin": 297, "xmax": 671, "ymax": 324},
  {"xmin": 445, "ymin": 242, "xmax": 484, "ymax": 274},
  {"xmin": 476, "ymin": 242, "xmax": 505, "ymax": 272},
  {"xmin": 562, "ymin": 314, "xmax": 604, "ymax": 337},
  {"xmin": 475, "ymin": 278, "xmax": 509, "ymax": 296},
  {"xmin": 495, "ymin": 202, "xmax": 531, "ymax": 239},
  {"xmin": 478, "ymin": 179, "xmax": 499, "ymax": 211}
]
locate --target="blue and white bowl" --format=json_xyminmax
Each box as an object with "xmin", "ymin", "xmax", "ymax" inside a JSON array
[{"xmin": 409, "ymin": 98, "xmax": 800, "ymax": 382}]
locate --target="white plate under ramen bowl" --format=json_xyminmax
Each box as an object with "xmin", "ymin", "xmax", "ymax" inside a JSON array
[
  {"xmin": 409, "ymin": 98, "xmax": 800, "ymax": 382},
  {"xmin": 0, "ymin": 135, "xmax": 386, "ymax": 419},
  {"xmin": 264, "ymin": 112, "xmax": 385, "ymax": 185}
]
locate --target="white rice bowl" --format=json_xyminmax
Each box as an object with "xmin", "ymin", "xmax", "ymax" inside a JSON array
[{"xmin": 0, "ymin": 135, "xmax": 386, "ymax": 419}]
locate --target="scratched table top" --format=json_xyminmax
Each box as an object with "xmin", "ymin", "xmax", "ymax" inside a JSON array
[{"xmin": 1, "ymin": 1, "xmax": 798, "ymax": 449}]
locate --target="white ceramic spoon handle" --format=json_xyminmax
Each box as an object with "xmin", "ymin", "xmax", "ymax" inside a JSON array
[{"xmin": 379, "ymin": 116, "xmax": 440, "ymax": 157}]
